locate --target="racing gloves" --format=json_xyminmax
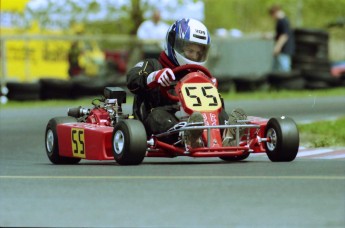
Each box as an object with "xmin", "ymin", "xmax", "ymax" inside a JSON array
[{"xmin": 146, "ymin": 68, "xmax": 176, "ymax": 89}]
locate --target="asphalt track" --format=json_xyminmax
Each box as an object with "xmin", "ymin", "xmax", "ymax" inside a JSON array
[{"xmin": 0, "ymin": 95, "xmax": 345, "ymax": 227}]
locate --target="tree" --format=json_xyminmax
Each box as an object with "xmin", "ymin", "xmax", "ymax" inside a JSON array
[{"xmin": 204, "ymin": 0, "xmax": 345, "ymax": 33}]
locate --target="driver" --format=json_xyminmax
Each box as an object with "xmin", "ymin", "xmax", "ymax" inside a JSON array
[{"xmin": 127, "ymin": 18, "xmax": 246, "ymax": 147}]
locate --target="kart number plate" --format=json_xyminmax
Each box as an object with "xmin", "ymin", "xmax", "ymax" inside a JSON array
[
  {"xmin": 71, "ymin": 128, "xmax": 86, "ymax": 158},
  {"xmin": 181, "ymin": 83, "xmax": 221, "ymax": 112}
]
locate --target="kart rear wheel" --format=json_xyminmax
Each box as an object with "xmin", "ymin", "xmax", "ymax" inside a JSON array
[
  {"xmin": 45, "ymin": 117, "xmax": 81, "ymax": 164},
  {"xmin": 220, "ymin": 153, "xmax": 250, "ymax": 162},
  {"xmin": 112, "ymin": 120, "xmax": 147, "ymax": 165},
  {"xmin": 265, "ymin": 117, "xmax": 299, "ymax": 162}
]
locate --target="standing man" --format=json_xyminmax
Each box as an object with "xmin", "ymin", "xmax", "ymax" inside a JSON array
[
  {"xmin": 136, "ymin": 9, "xmax": 170, "ymax": 59},
  {"xmin": 269, "ymin": 5, "xmax": 295, "ymax": 72},
  {"xmin": 137, "ymin": 9, "xmax": 170, "ymax": 41}
]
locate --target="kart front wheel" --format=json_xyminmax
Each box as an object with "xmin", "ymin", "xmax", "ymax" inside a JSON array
[
  {"xmin": 265, "ymin": 117, "xmax": 299, "ymax": 162},
  {"xmin": 45, "ymin": 117, "xmax": 81, "ymax": 164},
  {"xmin": 112, "ymin": 120, "xmax": 147, "ymax": 165}
]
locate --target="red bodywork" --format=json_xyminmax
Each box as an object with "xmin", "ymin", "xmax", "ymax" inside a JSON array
[
  {"xmin": 57, "ymin": 109, "xmax": 114, "ymax": 160},
  {"xmin": 147, "ymin": 70, "xmax": 268, "ymax": 158},
  {"xmin": 56, "ymin": 65, "xmax": 269, "ymax": 161}
]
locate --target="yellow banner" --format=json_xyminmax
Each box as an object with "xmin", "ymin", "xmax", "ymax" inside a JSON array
[
  {"xmin": 1, "ymin": 0, "xmax": 30, "ymax": 13},
  {"xmin": 6, "ymin": 39, "xmax": 70, "ymax": 81}
]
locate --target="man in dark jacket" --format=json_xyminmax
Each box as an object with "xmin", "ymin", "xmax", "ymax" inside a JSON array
[{"xmin": 269, "ymin": 5, "xmax": 295, "ymax": 72}]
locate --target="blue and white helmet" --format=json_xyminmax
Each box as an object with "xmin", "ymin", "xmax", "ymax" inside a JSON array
[{"xmin": 165, "ymin": 18, "xmax": 211, "ymax": 66}]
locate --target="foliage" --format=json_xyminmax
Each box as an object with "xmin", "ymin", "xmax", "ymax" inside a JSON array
[
  {"xmin": 2, "ymin": 97, "xmax": 134, "ymax": 109},
  {"xmin": 222, "ymin": 87, "xmax": 345, "ymax": 100},
  {"xmin": 2, "ymin": 88, "xmax": 344, "ymax": 109},
  {"xmin": 21, "ymin": 0, "xmax": 174, "ymax": 34},
  {"xmin": 299, "ymin": 117, "xmax": 345, "ymax": 147},
  {"xmin": 8, "ymin": 0, "xmax": 344, "ymax": 36},
  {"xmin": 204, "ymin": 0, "xmax": 345, "ymax": 33}
]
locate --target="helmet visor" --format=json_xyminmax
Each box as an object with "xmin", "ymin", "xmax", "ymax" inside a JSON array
[{"xmin": 174, "ymin": 38, "xmax": 210, "ymax": 63}]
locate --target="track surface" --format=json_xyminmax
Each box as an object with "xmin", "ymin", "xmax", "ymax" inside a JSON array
[{"xmin": 1, "ymin": 96, "xmax": 344, "ymax": 227}]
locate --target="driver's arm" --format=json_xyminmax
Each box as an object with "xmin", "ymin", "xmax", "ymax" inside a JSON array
[
  {"xmin": 126, "ymin": 59, "xmax": 161, "ymax": 94},
  {"xmin": 146, "ymin": 68, "xmax": 175, "ymax": 89}
]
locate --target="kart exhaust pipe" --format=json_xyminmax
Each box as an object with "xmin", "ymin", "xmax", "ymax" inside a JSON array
[{"xmin": 68, "ymin": 106, "xmax": 90, "ymax": 118}]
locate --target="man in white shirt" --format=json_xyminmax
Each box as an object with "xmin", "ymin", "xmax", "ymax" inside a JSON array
[
  {"xmin": 136, "ymin": 10, "xmax": 170, "ymax": 58},
  {"xmin": 137, "ymin": 10, "xmax": 170, "ymax": 40}
]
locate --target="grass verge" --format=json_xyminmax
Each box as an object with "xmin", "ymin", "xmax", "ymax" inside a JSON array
[
  {"xmin": 1, "ymin": 97, "xmax": 134, "ymax": 109},
  {"xmin": 1, "ymin": 88, "xmax": 344, "ymax": 109},
  {"xmin": 299, "ymin": 117, "xmax": 345, "ymax": 147},
  {"xmin": 222, "ymin": 87, "xmax": 345, "ymax": 100}
]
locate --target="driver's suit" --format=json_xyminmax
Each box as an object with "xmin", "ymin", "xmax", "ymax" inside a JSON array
[{"xmin": 127, "ymin": 51, "xmax": 228, "ymax": 140}]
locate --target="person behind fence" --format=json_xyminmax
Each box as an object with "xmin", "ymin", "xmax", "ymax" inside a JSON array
[
  {"xmin": 67, "ymin": 22, "xmax": 85, "ymax": 77},
  {"xmin": 136, "ymin": 9, "xmax": 170, "ymax": 59},
  {"xmin": 127, "ymin": 18, "xmax": 247, "ymax": 148},
  {"xmin": 137, "ymin": 9, "xmax": 169, "ymax": 41},
  {"xmin": 269, "ymin": 5, "xmax": 295, "ymax": 72}
]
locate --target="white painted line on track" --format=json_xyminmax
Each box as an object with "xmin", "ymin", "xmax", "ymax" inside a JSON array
[
  {"xmin": 320, "ymin": 154, "xmax": 345, "ymax": 159},
  {"xmin": 297, "ymin": 148, "xmax": 334, "ymax": 157},
  {"xmin": 250, "ymin": 147, "xmax": 345, "ymax": 160},
  {"xmin": 0, "ymin": 175, "xmax": 344, "ymax": 180}
]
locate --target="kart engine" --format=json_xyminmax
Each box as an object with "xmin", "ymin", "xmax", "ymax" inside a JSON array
[{"xmin": 67, "ymin": 87, "xmax": 127, "ymax": 126}]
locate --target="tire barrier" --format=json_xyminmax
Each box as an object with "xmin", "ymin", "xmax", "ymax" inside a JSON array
[
  {"xmin": 6, "ymin": 81, "xmax": 41, "ymax": 101},
  {"xmin": 267, "ymin": 71, "xmax": 306, "ymax": 90},
  {"xmin": 233, "ymin": 75, "xmax": 269, "ymax": 92},
  {"xmin": 4, "ymin": 71, "xmax": 342, "ymax": 101},
  {"xmin": 5, "ymin": 75, "xmax": 128, "ymax": 101},
  {"xmin": 70, "ymin": 77, "xmax": 105, "ymax": 99},
  {"xmin": 294, "ymin": 28, "xmax": 329, "ymax": 59},
  {"xmin": 70, "ymin": 76, "xmax": 127, "ymax": 99},
  {"xmin": 1, "ymin": 85, "xmax": 9, "ymax": 104},
  {"xmin": 39, "ymin": 78, "xmax": 74, "ymax": 100},
  {"xmin": 217, "ymin": 78, "xmax": 234, "ymax": 93},
  {"xmin": 292, "ymin": 28, "xmax": 343, "ymax": 89}
]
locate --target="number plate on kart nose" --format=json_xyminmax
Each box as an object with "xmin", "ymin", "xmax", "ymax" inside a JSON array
[{"xmin": 181, "ymin": 83, "xmax": 222, "ymax": 112}]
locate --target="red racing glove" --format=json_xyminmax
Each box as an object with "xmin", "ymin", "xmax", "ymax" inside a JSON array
[{"xmin": 146, "ymin": 68, "xmax": 176, "ymax": 89}]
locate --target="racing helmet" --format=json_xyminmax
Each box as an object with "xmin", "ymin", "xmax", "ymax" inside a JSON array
[{"xmin": 165, "ymin": 18, "xmax": 211, "ymax": 66}]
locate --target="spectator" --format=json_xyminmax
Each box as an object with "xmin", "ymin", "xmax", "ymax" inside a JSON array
[
  {"xmin": 67, "ymin": 41, "xmax": 84, "ymax": 77},
  {"xmin": 269, "ymin": 5, "xmax": 295, "ymax": 72},
  {"xmin": 137, "ymin": 10, "xmax": 170, "ymax": 40},
  {"xmin": 137, "ymin": 10, "xmax": 170, "ymax": 59},
  {"xmin": 67, "ymin": 22, "xmax": 105, "ymax": 78},
  {"xmin": 67, "ymin": 22, "xmax": 85, "ymax": 77}
]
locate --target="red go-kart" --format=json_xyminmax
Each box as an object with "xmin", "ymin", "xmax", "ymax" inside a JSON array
[{"xmin": 45, "ymin": 64, "xmax": 299, "ymax": 165}]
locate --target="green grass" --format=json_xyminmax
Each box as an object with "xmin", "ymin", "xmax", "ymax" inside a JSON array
[
  {"xmin": 1, "ymin": 97, "xmax": 134, "ymax": 109},
  {"xmin": 1, "ymin": 88, "xmax": 344, "ymax": 109},
  {"xmin": 221, "ymin": 87, "xmax": 345, "ymax": 100},
  {"xmin": 1, "ymin": 98, "xmax": 93, "ymax": 109},
  {"xmin": 299, "ymin": 117, "xmax": 345, "ymax": 147}
]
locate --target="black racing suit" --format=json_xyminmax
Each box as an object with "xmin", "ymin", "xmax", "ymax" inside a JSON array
[
  {"xmin": 126, "ymin": 52, "xmax": 228, "ymax": 140},
  {"xmin": 127, "ymin": 54, "xmax": 179, "ymax": 138}
]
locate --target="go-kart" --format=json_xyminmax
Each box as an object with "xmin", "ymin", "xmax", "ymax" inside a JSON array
[{"xmin": 45, "ymin": 64, "xmax": 299, "ymax": 165}]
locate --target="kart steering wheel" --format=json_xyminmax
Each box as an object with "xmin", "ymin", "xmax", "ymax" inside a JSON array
[{"xmin": 161, "ymin": 64, "xmax": 213, "ymax": 102}]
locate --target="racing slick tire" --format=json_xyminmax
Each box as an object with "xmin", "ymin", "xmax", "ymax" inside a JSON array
[
  {"xmin": 265, "ymin": 117, "xmax": 299, "ymax": 162},
  {"xmin": 45, "ymin": 117, "xmax": 81, "ymax": 164},
  {"xmin": 112, "ymin": 120, "xmax": 147, "ymax": 165},
  {"xmin": 220, "ymin": 153, "xmax": 250, "ymax": 162}
]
